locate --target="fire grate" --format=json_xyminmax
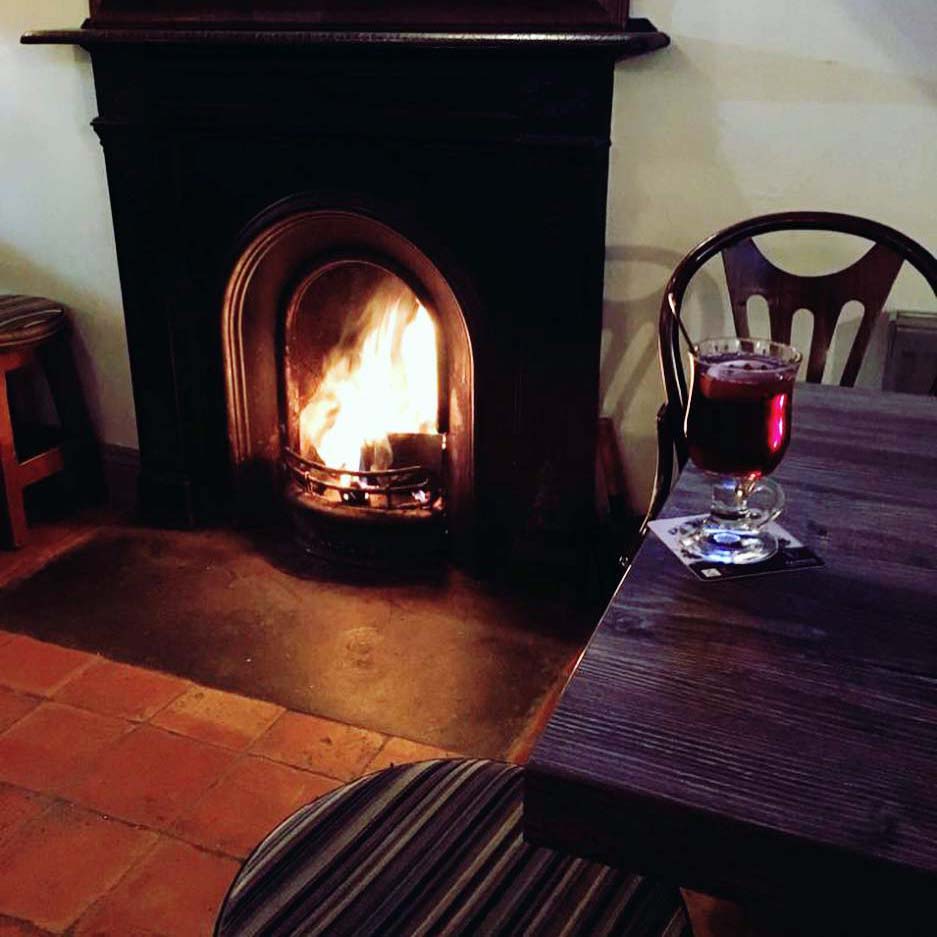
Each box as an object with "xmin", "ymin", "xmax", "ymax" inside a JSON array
[
  {"xmin": 281, "ymin": 439, "xmax": 447, "ymax": 566},
  {"xmin": 282, "ymin": 447, "xmax": 443, "ymax": 514}
]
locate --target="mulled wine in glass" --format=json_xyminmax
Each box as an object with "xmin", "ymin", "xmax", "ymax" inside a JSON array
[{"xmin": 678, "ymin": 337, "xmax": 802, "ymax": 564}]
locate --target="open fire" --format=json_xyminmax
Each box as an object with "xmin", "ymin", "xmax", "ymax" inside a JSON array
[
  {"xmin": 283, "ymin": 263, "xmax": 446, "ymax": 522},
  {"xmin": 298, "ymin": 277, "xmax": 439, "ymax": 473}
]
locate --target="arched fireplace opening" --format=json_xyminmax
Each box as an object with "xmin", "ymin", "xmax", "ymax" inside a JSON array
[{"xmin": 222, "ymin": 202, "xmax": 474, "ymax": 566}]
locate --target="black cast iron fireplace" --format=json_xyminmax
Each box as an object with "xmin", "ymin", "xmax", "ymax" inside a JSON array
[{"xmin": 24, "ymin": 3, "xmax": 668, "ymax": 573}]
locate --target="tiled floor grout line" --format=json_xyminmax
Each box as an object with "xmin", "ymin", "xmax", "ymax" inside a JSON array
[
  {"xmin": 0, "ymin": 785, "xmax": 58, "ymax": 848},
  {"xmin": 145, "ymin": 683, "xmax": 285, "ymax": 731},
  {"xmin": 0, "ymin": 709, "xmax": 349, "ymax": 862},
  {"xmin": 0, "ymin": 697, "xmax": 137, "ymax": 736},
  {"xmin": 3, "ymin": 775, "xmax": 247, "ymax": 869},
  {"xmin": 241, "ymin": 707, "xmax": 381, "ymax": 776},
  {"xmin": 121, "ymin": 683, "xmax": 192, "ymax": 722},
  {"xmin": 59, "ymin": 820, "xmax": 170, "ymax": 937},
  {"xmin": 90, "ymin": 669, "xmax": 194, "ymax": 725},
  {"xmin": 160, "ymin": 744, "xmax": 334, "ymax": 860},
  {"xmin": 375, "ymin": 731, "xmax": 463, "ymax": 757},
  {"xmin": 43, "ymin": 653, "xmax": 106, "ymax": 698},
  {"xmin": 134, "ymin": 718, "xmax": 237, "ymax": 754},
  {"xmin": 361, "ymin": 734, "xmax": 394, "ymax": 773},
  {"xmin": 0, "ymin": 637, "xmax": 103, "ymax": 698},
  {"xmin": 57, "ymin": 825, "xmax": 239, "ymax": 937},
  {"xmin": 3, "ymin": 711, "xmax": 138, "ymax": 805},
  {"xmin": 1, "ymin": 913, "xmax": 56, "ymax": 937},
  {"xmin": 0, "ymin": 688, "xmax": 43, "ymax": 737},
  {"xmin": 0, "ymin": 790, "xmax": 166, "ymax": 937},
  {"xmin": 229, "ymin": 744, "xmax": 346, "ymax": 783},
  {"xmin": 241, "ymin": 705, "xmax": 289, "ymax": 755},
  {"xmin": 166, "ymin": 747, "xmax": 257, "ymax": 846}
]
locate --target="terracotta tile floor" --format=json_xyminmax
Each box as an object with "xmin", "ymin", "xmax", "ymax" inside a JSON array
[
  {"xmin": 0, "ymin": 514, "xmax": 583, "ymax": 935},
  {"xmin": 0, "ymin": 515, "xmax": 733, "ymax": 937},
  {"xmin": 0, "ymin": 628, "xmax": 460, "ymax": 936}
]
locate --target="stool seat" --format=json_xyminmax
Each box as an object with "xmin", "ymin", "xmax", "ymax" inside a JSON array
[
  {"xmin": 216, "ymin": 758, "xmax": 690, "ymax": 937},
  {"xmin": 0, "ymin": 296, "xmax": 66, "ymax": 349}
]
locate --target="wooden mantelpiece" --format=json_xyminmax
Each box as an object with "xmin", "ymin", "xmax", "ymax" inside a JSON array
[
  {"xmin": 82, "ymin": 0, "xmax": 634, "ymax": 31},
  {"xmin": 22, "ymin": 11, "xmax": 668, "ymax": 573},
  {"xmin": 23, "ymin": 22, "xmax": 668, "ymax": 55}
]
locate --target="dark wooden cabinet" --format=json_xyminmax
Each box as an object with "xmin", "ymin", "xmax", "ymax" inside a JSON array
[{"xmin": 86, "ymin": 0, "xmax": 631, "ymax": 31}]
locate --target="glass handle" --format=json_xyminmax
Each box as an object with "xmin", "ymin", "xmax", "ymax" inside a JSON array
[{"xmin": 744, "ymin": 477, "xmax": 785, "ymax": 528}]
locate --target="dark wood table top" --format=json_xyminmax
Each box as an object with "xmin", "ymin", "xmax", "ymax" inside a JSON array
[{"xmin": 524, "ymin": 384, "xmax": 937, "ymax": 932}]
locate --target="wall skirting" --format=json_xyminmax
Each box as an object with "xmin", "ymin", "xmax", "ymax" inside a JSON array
[{"xmin": 101, "ymin": 443, "xmax": 139, "ymax": 513}]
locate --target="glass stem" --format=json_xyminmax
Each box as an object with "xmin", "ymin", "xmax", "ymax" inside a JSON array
[
  {"xmin": 736, "ymin": 475, "xmax": 758, "ymax": 513},
  {"xmin": 711, "ymin": 475, "xmax": 756, "ymax": 525}
]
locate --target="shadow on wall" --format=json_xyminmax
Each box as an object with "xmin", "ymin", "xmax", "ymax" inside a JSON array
[
  {"xmin": 600, "ymin": 246, "xmax": 726, "ymax": 513},
  {"xmin": 0, "ymin": 239, "xmax": 117, "ymax": 440},
  {"xmin": 602, "ymin": 30, "xmax": 750, "ymax": 514}
]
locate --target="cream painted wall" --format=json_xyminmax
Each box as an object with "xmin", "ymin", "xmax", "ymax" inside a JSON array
[
  {"xmin": 2, "ymin": 1, "xmax": 935, "ymax": 508},
  {"xmin": 0, "ymin": 0, "xmax": 135, "ymax": 447},
  {"xmin": 605, "ymin": 0, "xmax": 937, "ymax": 511}
]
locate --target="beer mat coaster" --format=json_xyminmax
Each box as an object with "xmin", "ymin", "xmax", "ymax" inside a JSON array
[{"xmin": 647, "ymin": 515, "xmax": 824, "ymax": 581}]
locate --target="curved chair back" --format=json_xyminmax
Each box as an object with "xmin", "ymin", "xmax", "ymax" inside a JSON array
[{"xmin": 650, "ymin": 211, "xmax": 937, "ymax": 523}]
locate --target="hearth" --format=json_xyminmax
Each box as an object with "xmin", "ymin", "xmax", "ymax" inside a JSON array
[{"xmin": 24, "ymin": 3, "xmax": 668, "ymax": 574}]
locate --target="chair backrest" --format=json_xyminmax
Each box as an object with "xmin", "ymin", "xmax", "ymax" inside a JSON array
[
  {"xmin": 722, "ymin": 237, "xmax": 905, "ymax": 385},
  {"xmin": 659, "ymin": 211, "xmax": 937, "ymax": 470}
]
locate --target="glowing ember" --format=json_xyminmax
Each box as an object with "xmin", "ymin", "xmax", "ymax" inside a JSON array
[{"xmin": 299, "ymin": 279, "xmax": 439, "ymax": 472}]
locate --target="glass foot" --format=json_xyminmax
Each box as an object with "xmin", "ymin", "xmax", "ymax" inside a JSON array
[{"xmin": 677, "ymin": 516, "xmax": 778, "ymax": 565}]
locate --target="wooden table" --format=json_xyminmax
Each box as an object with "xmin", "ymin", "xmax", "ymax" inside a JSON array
[{"xmin": 524, "ymin": 384, "xmax": 937, "ymax": 934}]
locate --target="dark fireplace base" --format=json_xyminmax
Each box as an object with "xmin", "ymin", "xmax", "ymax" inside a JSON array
[{"xmin": 285, "ymin": 481, "xmax": 447, "ymax": 569}]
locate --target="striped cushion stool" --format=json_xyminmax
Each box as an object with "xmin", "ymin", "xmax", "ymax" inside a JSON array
[{"xmin": 215, "ymin": 758, "xmax": 690, "ymax": 937}]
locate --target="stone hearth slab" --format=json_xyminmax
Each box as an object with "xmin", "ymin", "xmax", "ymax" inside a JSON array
[{"xmin": 0, "ymin": 527, "xmax": 591, "ymax": 757}]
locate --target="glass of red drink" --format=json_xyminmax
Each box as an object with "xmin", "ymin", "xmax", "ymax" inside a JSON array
[{"xmin": 678, "ymin": 337, "xmax": 802, "ymax": 564}]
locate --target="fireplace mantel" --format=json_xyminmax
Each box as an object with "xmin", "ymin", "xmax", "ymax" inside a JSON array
[{"xmin": 23, "ymin": 23, "xmax": 668, "ymax": 56}]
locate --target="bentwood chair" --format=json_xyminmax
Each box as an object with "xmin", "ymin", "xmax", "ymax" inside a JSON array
[
  {"xmin": 215, "ymin": 758, "xmax": 691, "ymax": 937},
  {"xmin": 646, "ymin": 211, "xmax": 937, "ymax": 527}
]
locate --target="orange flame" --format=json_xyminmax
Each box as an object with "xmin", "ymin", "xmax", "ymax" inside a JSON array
[{"xmin": 299, "ymin": 281, "xmax": 438, "ymax": 471}]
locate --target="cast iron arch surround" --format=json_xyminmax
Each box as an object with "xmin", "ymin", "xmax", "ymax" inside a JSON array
[{"xmin": 221, "ymin": 200, "xmax": 475, "ymax": 555}]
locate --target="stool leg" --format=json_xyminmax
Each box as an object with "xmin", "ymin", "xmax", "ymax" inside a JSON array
[
  {"xmin": 0, "ymin": 370, "xmax": 28, "ymax": 548},
  {"xmin": 38, "ymin": 333, "xmax": 105, "ymax": 502}
]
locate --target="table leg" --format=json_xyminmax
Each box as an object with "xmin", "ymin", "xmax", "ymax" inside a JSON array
[{"xmin": 682, "ymin": 891, "xmax": 789, "ymax": 937}]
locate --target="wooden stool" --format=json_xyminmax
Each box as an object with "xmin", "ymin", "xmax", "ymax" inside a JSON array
[{"xmin": 0, "ymin": 295, "xmax": 101, "ymax": 548}]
